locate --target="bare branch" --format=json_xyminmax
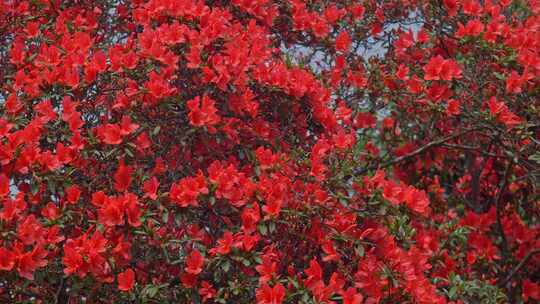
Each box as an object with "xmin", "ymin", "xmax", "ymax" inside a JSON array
[
  {"xmin": 500, "ymin": 248, "xmax": 540, "ymax": 287},
  {"xmin": 353, "ymin": 128, "xmax": 480, "ymax": 176}
]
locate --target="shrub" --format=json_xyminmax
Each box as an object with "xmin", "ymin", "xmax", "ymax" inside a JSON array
[{"xmin": 0, "ymin": 0, "xmax": 539, "ymax": 303}]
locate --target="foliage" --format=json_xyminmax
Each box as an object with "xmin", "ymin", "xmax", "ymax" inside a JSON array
[{"xmin": 0, "ymin": 0, "xmax": 539, "ymax": 303}]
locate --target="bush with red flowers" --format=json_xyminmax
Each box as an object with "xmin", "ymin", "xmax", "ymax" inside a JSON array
[{"xmin": 0, "ymin": 0, "xmax": 539, "ymax": 303}]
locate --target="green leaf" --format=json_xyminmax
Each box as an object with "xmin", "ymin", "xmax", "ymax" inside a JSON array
[
  {"xmin": 162, "ymin": 209, "xmax": 169, "ymax": 223},
  {"xmin": 222, "ymin": 260, "xmax": 231, "ymax": 272},
  {"xmin": 448, "ymin": 286, "xmax": 458, "ymax": 299},
  {"xmin": 493, "ymin": 72, "xmax": 505, "ymax": 80},
  {"xmin": 258, "ymin": 223, "xmax": 268, "ymax": 235},
  {"xmin": 145, "ymin": 285, "xmax": 159, "ymax": 298},
  {"xmin": 529, "ymin": 153, "xmax": 540, "ymax": 164},
  {"xmin": 268, "ymin": 221, "xmax": 276, "ymax": 233},
  {"xmin": 124, "ymin": 147, "xmax": 134, "ymax": 157},
  {"xmin": 31, "ymin": 181, "xmax": 40, "ymax": 195},
  {"xmin": 355, "ymin": 244, "xmax": 365, "ymax": 257}
]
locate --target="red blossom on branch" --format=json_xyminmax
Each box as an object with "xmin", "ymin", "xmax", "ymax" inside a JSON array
[{"xmin": 0, "ymin": 0, "xmax": 538, "ymax": 303}]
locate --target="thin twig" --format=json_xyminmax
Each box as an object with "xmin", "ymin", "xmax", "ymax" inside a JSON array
[
  {"xmin": 54, "ymin": 276, "xmax": 64, "ymax": 304},
  {"xmin": 440, "ymin": 143, "xmax": 505, "ymax": 158},
  {"xmin": 494, "ymin": 162, "xmax": 514, "ymax": 302},
  {"xmin": 500, "ymin": 248, "xmax": 540, "ymax": 287},
  {"xmin": 495, "ymin": 162, "xmax": 513, "ymax": 261},
  {"xmin": 353, "ymin": 128, "xmax": 479, "ymax": 176}
]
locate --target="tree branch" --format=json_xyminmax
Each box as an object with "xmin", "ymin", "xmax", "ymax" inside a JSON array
[
  {"xmin": 495, "ymin": 162, "xmax": 513, "ymax": 261},
  {"xmin": 353, "ymin": 128, "xmax": 479, "ymax": 176},
  {"xmin": 500, "ymin": 248, "xmax": 540, "ymax": 287}
]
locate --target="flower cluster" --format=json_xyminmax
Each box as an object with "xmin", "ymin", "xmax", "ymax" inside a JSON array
[{"xmin": 0, "ymin": 0, "xmax": 539, "ymax": 303}]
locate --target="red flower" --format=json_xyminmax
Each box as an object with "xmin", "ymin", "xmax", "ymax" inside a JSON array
[
  {"xmin": 91, "ymin": 191, "xmax": 106, "ymax": 207},
  {"xmin": 523, "ymin": 279, "xmax": 540, "ymax": 302},
  {"xmin": 97, "ymin": 123, "xmax": 123, "ymax": 145},
  {"xmin": 124, "ymin": 193, "xmax": 142, "ymax": 227},
  {"xmin": 185, "ymin": 249, "xmax": 204, "ymax": 275},
  {"xmin": 63, "ymin": 245, "xmax": 83, "ymax": 276},
  {"xmin": 98, "ymin": 196, "xmax": 124, "ymax": 226},
  {"xmin": 0, "ymin": 118, "xmax": 13, "ymax": 138},
  {"xmin": 255, "ymin": 255, "xmax": 278, "ymax": 284},
  {"xmin": 241, "ymin": 204, "xmax": 261, "ymax": 233},
  {"xmin": 0, "ymin": 247, "xmax": 15, "ymax": 271},
  {"xmin": 423, "ymin": 55, "xmax": 461, "ymax": 81},
  {"xmin": 423, "ymin": 56, "xmax": 445, "ymax": 81},
  {"xmin": 180, "ymin": 272, "xmax": 198, "ymax": 288},
  {"xmin": 143, "ymin": 176, "xmax": 159, "ymax": 200},
  {"xmin": 446, "ymin": 99, "xmax": 461, "ymax": 116},
  {"xmin": 5, "ymin": 94, "xmax": 23, "ymax": 115},
  {"xmin": 145, "ymin": 71, "xmax": 176, "ymax": 100},
  {"xmin": 0, "ymin": 173, "xmax": 9, "ymax": 198},
  {"xmin": 98, "ymin": 193, "xmax": 141, "ymax": 227},
  {"xmin": 17, "ymin": 215, "xmax": 45, "ymax": 245},
  {"xmin": 322, "ymin": 240, "xmax": 340, "ymax": 262},
  {"xmin": 342, "ymin": 287, "xmax": 363, "ymax": 304},
  {"xmin": 488, "ymin": 97, "xmax": 522, "ymax": 128},
  {"xmin": 34, "ymin": 99, "xmax": 57, "ymax": 122},
  {"xmin": 506, "ymin": 71, "xmax": 524, "ymax": 94},
  {"xmin": 0, "ymin": 193, "xmax": 27, "ymax": 222},
  {"xmin": 262, "ymin": 198, "xmax": 282, "ymax": 218},
  {"xmin": 119, "ymin": 116, "xmax": 139, "ymax": 136},
  {"xmin": 62, "ymin": 231, "xmax": 109, "ymax": 280},
  {"xmin": 305, "ymin": 258, "xmax": 323, "ymax": 289},
  {"xmin": 15, "ymin": 244, "xmax": 48, "ymax": 280},
  {"xmin": 210, "ymin": 231, "xmax": 234, "ymax": 255},
  {"xmin": 410, "ymin": 190, "xmax": 430, "ymax": 215},
  {"xmin": 462, "ymin": 0, "xmax": 482, "ymax": 15},
  {"xmin": 256, "ymin": 147, "xmax": 279, "ymax": 170},
  {"xmin": 456, "ymin": 19, "xmax": 484, "ymax": 38},
  {"xmin": 65, "ymin": 185, "xmax": 82, "ymax": 204},
  {"xmin": 488, "ymin": 97, "xmax": 505, "ymax": 116},
  {"xmin": 187, "ymin": 95, "xmax": 221, "ymax": 128},
  {"xmin": 335, "ymin": 31, "xmax": 351, "ymax": 53},
  {"xmin": 169, "ymin": 173, "xmax": 208, "ymax": 207},
  {"xmin": 199, "ymin": 281, "xmax": 216, "ymax": 302},
  {"xmin": 1, "ymin": 1, "xmax": 539, "ymax": 302},
  {"xmin": 114, "ymin": 160, "xmax": 133, "ymax": 192},
  {"xmin": 354, "ymin": 112, "xmax": 377, "ymax": 129},
  {"xmin": 118, "ymin": 268, "xmax": 135, "ymax": 292},
  {"xmin": 256, "ymin": 282, "xmax": 286, "ymax": 304},
  {"xmin": 187, "ymin": 45, "xmax": 202, "ymax": 69}
]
